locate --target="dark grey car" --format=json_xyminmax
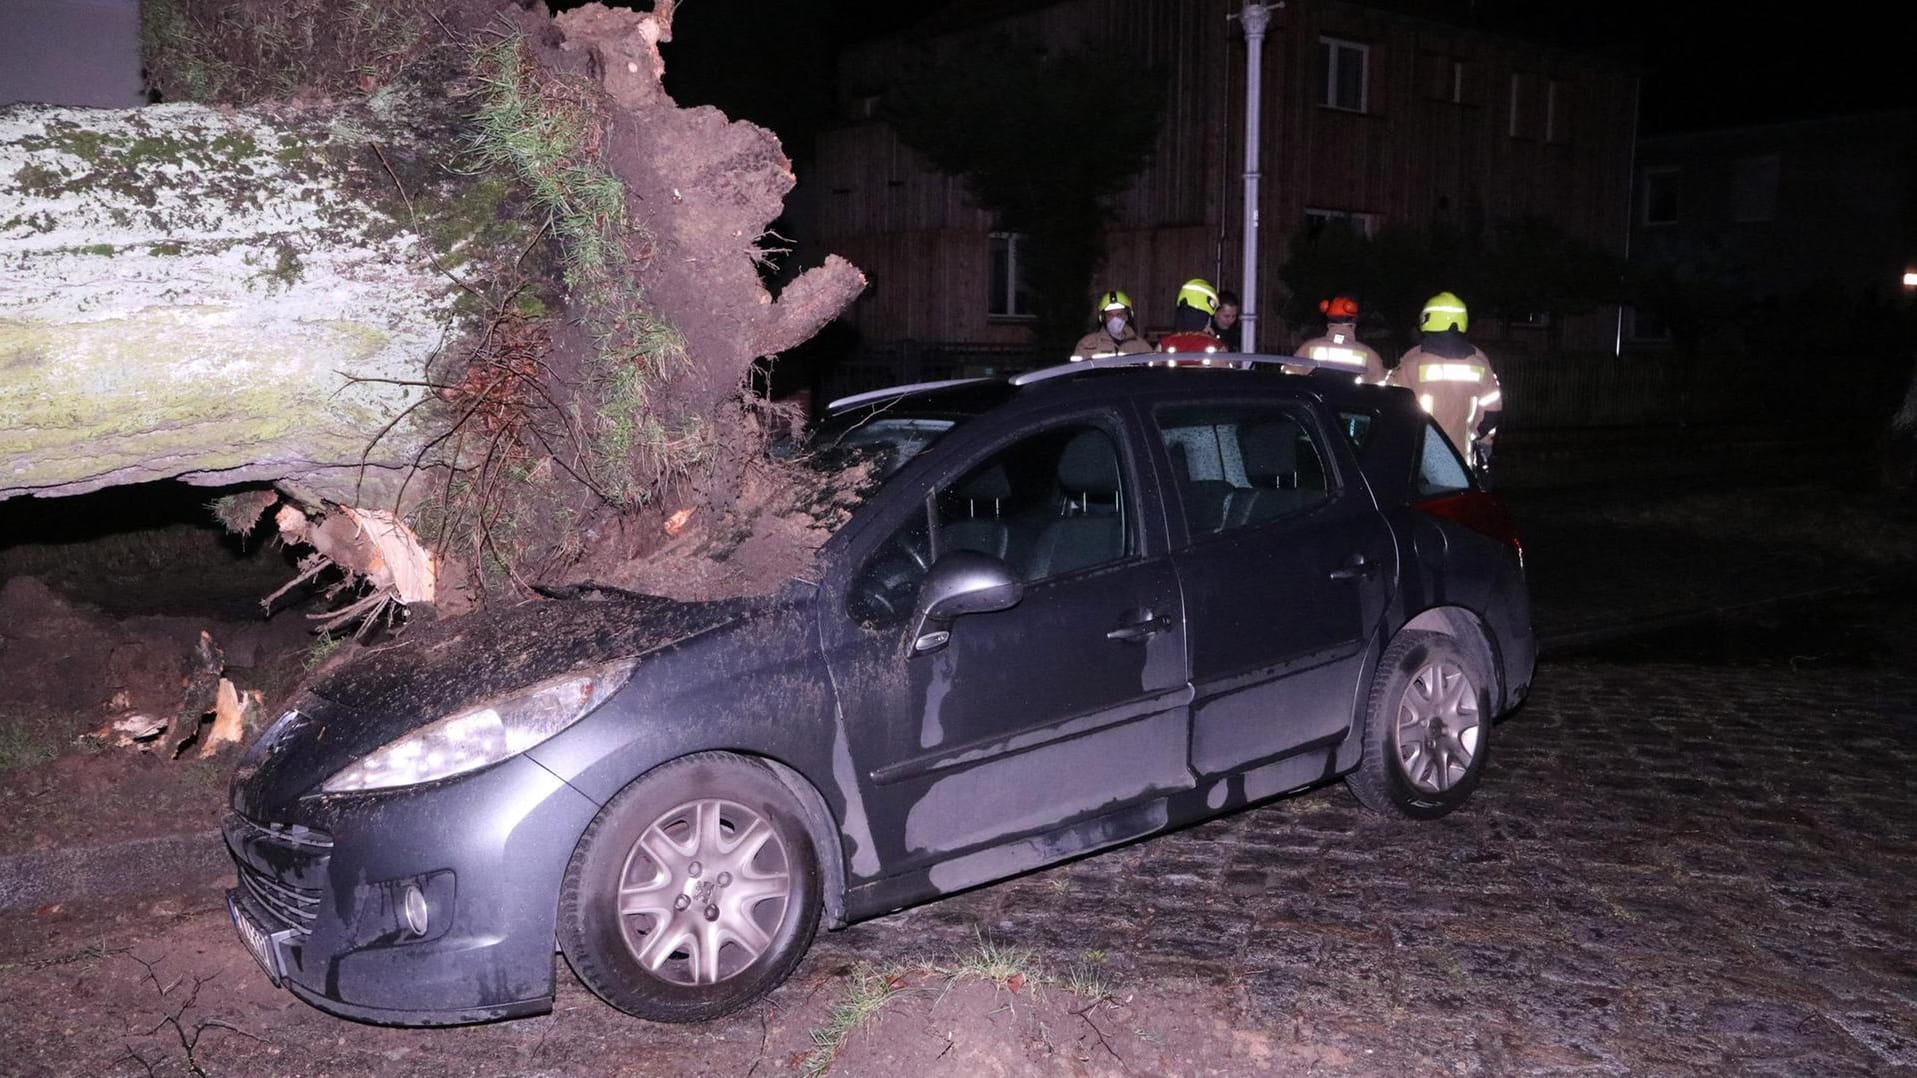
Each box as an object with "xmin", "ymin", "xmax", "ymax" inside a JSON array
[{"xmin": 224, "ymin": 358, "xmax": 1535, "ymax": 1025}]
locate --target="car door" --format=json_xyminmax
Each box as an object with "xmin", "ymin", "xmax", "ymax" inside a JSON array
[
  {"xmin": 1153, "ymin": 397, "xmax": 1395, "ymax": 776},
  {"xmin": 820, "ymin": 408, "xmax": 1193, "ymax": 887}
]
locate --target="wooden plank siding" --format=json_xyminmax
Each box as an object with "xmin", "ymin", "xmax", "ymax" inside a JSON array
[{"xmin": 805, "ymin": 0, "xmax": 1638, "ymax": 356}]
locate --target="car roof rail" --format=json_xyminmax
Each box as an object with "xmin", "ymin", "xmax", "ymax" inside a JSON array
[
  {"xmin": 825, "ymin": 377, "xmax": 995, "ymax": 414},
  {"xmin": 1008, "ymin": 352, "xmax": 1338, "ymax": 387}
]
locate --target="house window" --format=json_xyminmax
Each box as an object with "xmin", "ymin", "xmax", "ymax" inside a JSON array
[
  {"xmin": 1319, "ymin": 37, "xmax": 1369, "ymax": 113},
  {"xmin": 1507, "ymin": 73, "xmax": 1526, "ymax": 138},
  {"xmin": 1303, "ymin": 207, "xmax": 1380, "ymax": 239},
  {"xmin": 1641, "ymin": 167, "xmax": 1680, "ymax": 226},
  {"xmin": 988, "ymin": 232, "xmax": 1035, "ymax": 319},
  {"xmin": 1420, "ymin": 55, "xmax": 1468, "ymax": 103},
  {"xmin": 1545, "ymin": 80, "xmax": 1567, "ymax": 143},
  {"xmin": 1732, "ymin": 155, "xmax": 1780, "ymax": 223}
]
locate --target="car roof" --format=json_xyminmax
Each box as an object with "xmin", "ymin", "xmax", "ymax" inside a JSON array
[{"xmin": 824, "ymin": 354, "xmax": 1405, "ymax": 417}]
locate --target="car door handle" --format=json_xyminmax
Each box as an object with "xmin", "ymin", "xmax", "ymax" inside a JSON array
[
  {"xmin": 1329, "ymin": 554, "xmax": 1378, "ymax": 581},
  {"xmin": 1106, "ymin": 612, "xmax": 1174, "ymax": 642}
]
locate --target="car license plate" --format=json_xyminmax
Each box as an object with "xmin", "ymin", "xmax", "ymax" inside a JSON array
[{"xmin": 228, "ymin": 892, "xmax": 282, "ymax": 987}]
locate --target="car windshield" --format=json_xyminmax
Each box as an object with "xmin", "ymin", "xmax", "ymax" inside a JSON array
[{"xmin": 798, "ymin": 386, "xmax": 1008, "ymax": 510}]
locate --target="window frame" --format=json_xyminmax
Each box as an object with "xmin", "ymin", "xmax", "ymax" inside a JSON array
[
  {"xmin": 1302, "ymin": 206, "xmax": 1382, "ymax": 239},
  {"xmin": 1318, "ymin": 36, "xmax": 1371, "ymax": 114},
  {"xmin": 987, "ymin": 231, "xmax": 1035, "ymax": 321}
]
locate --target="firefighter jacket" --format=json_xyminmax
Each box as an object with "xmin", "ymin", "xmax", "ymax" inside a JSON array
[
  {"xmin": 1389, "ymin": 331, "xmax": 1503, "ymax": 454},
  {"xmin": 1157, "ymin": 330, "xmax": 1228, "ymax": 356},
  {"xmin": 1070, "ymin": 326, "xmax": 1153, "ymax": 360},
  {"xmin": 1296, "ymin": 321, "xmax": 1386, "ymax": 384}
]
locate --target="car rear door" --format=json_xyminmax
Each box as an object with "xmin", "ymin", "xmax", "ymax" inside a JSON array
[
  {"xmin": 819, "ymin": 406, "xmax": 1193, "ymax": 887},
  {"xmin": 1151, "ymin": 395, "xmax": 1395, "ymax": 777}
]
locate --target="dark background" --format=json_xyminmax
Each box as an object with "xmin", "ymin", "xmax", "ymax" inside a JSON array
[{"xmin": 652, "ymin": 0, "xmax": 1917, "ymax": 149}]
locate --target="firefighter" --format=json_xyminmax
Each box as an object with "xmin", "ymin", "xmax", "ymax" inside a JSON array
[
  {"xmin": 1070, "ymin": 290, "xmax": 1153, "ymax": 361},
  {"xmin": 1296, "ymin": 295, "xmax": 1387, "ymax": 384},
  {"xmin": 1389, "ymin": 291, "xmax": 1502, "ymax": 472},
  {"xmin": 1158, "ymin": 278, "xmax": 1228, "ymax": 358}
]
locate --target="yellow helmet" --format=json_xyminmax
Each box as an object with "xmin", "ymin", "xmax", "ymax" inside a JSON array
[
  {"xmin": 1176, "ymin": 278, "xmax": 1220, "ymax": 315},
  {"xmin": 1420, "ymin": 291, "xmax": 1469, "ymax": 333},
  {"xmin": 1095, "ymin": 290, "xmax": 1134, "ymax": 316}
]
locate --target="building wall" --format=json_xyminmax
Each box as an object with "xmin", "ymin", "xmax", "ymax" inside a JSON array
[
  {"xmin": 806, "ymin": 0, "xmax": 1639, "ymax": 355},
  {"xmin": 0, "ymin": 0, "xmax": 144, "ymax": 108},
  {"xmin": 1631, "ymin": 112, "xmax": 1917, "ymax": 306}
]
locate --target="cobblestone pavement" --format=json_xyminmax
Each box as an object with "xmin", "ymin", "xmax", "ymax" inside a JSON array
[
  {"xmin": 829, "ymin": 657, "xmax": 1917, "ymax": 1075},
  {"xmin": 4, "ymin": 648, "xmax": 1913, "ymax": 1076}
]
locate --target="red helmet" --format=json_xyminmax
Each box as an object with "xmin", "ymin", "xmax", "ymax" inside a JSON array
[{"xmin": 1319, "ymin": 295, "xmax": 1360, "ymax": 320}]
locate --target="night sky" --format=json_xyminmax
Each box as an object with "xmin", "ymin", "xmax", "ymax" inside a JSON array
[{"xmin": 656, "ymin": 0, "xmax": 1917, "ymax": 147}]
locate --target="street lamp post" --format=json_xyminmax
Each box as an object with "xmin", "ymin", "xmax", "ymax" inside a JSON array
[{"xmin": 1236, "ymin": 3, "xmax": 1277, "ymax": 354}]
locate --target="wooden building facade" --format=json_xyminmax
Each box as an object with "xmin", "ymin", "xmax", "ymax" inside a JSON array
[{"xmin": 802, "ymin": 0, "xmax": 1640, "ymax": 359}]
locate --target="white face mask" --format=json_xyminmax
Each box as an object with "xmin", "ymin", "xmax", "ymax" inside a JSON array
[{"xmin": 1105, "ymin": 316, "xmax": 1129, "ymax": 337}]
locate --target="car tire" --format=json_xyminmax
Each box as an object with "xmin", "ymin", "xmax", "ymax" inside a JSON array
[
  {"xmin": 1346, "ymin": 630, "xmax": 1491, "ymax": 820},
  {"xmin": 558, "ymin": 752, "xmax": 822, "ymax": 1023}
]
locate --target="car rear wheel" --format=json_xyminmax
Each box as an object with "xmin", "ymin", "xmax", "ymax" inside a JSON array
[
  {"xmin": 1347, "ymin": 630, "xmax": 1490, "ymax": 820},
  {"xmin": 558, "ymin": 753, "xmax": 822, "ymax": 1023}
]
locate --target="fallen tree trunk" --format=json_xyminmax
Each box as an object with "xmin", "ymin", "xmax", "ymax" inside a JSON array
[
  {"xmin": 2, "ymin": 0, "xmax": 866, "ymax": 616},
  {"xmin": 0, "ymin": 96, "xmax": 504, "ymax": 506}
]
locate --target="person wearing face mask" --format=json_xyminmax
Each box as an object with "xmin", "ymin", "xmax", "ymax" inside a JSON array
[{"xmin": 1071, "ymin": 290, "xmax": 1153, "ymax": 361}]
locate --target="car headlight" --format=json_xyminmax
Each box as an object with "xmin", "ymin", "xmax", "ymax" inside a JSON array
[{"xmin": 319, "ymin": 662, "xmax": 636, "ymax": 794}]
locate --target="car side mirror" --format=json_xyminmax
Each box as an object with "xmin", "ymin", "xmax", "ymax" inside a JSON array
[{"xmin": 910, "ymin": 551, "xmax": 1023, "ymax": 654}]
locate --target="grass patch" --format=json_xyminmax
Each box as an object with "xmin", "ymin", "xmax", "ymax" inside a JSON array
[
  {"xmin": 800, "ymin": 965, "xmax": 903, "ymax": 1078},
  {"xmin": 800, "ymin": 932, "xmax": 1121, "ymax": 1075},
  {"xmin": 463, "ymin": 33, "xmax": 699, "ymax": 510},
  {"xmin": 302, "ymin": 634, "xmax": 346, "ymax": 672},
  {"xmin": 468, "ymin": 37, "xmax": 626, "ymax": 287},
  {"xmin": 941, "ymin": 932, "xmax": 1042, "ymax": 988},
  {"xmin": 0, "ymin": 708, "xmax": 66, "ymax": 771},
  {"xmin": 141, "ymin": 0, "xmax": 435, "ymax": 104}
]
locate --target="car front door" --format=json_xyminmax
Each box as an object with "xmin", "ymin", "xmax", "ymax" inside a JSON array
[
  {"xmin": 1152, "ymin": 397, "xmax": 1395, "ymax": 779},
  {"xmin": 820, "ymin": 409, "xmax": 1192, "ymax": 889}
]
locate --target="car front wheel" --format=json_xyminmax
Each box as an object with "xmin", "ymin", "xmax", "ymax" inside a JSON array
[
  {"xmin": 1347, "ymin": 630, "xmax": 1490, "ymax": 819},
  {"xmin": 558, "ymin": 752, "xmax": 822, "ymax": 1023}
]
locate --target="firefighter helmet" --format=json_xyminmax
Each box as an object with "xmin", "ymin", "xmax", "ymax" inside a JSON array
[
  {"xmin": 1420, "ymin": 292, "xmax": 1470, "ymax": 333},
  {"xmin": 1094, "ymin": 290, "xmax": 1134, "ymax": 316},
  {"xmin": 1176, "ymin": 278, "xmax": 1221, "ymax": 315},
  {"xmin": 1319, "ymin": 295, "xmax": 1360, "ymax": 320}
]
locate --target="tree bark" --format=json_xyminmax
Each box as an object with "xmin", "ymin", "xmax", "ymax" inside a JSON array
[{"xmin": 0, "ymin": 98, "xmax": 505, "ymax": 506}]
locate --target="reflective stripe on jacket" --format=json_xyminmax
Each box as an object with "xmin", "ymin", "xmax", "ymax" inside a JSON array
[{"xmin": 1388, "ymin": 340, "xmax": 1502, "ymax": 452}]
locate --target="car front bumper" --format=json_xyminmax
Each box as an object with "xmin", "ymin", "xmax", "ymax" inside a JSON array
[{"xmin": 223, "ymin": 753, "xmax": 602, "ymax": 1026}]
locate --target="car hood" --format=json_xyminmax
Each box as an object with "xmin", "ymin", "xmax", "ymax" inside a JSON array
[{"xmin": 232, "ymin": 593, "xmax": 768, "ymax": 816}]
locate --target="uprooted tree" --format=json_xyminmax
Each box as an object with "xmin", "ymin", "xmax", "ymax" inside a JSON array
[{"xmin": 0, "ymin": 0, "xmax": 866, "ymax": 626}]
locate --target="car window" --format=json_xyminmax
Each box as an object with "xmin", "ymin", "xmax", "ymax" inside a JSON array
[
  {"xmin": 847, "ymin": 422, "xmax": 1132, "ymax": 625},
  {"xmin": 1338, "ymin": 411, "xmax": 1375, "ymax": 448},
  {"xmin": 1156, "ymin": 403, "xmax": 1333, "ymax": 540},
  {"xmin": 1415, "ymin": 420, "xmax": 1472, "ymax": 498}
]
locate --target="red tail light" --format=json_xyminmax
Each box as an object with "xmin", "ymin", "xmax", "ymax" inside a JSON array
[{"xmin": 1417, "ymin": 490, "xmax": 1522, "ymax": 558}]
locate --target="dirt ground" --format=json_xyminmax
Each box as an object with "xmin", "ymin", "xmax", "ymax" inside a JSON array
[
  {"xmin": 0, "ymin": 494, "xmax": 314, "ymax": 855},
  {"xmin": 0, "ymin": 873, "xmax": 1290, "ymax": 1077}
]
